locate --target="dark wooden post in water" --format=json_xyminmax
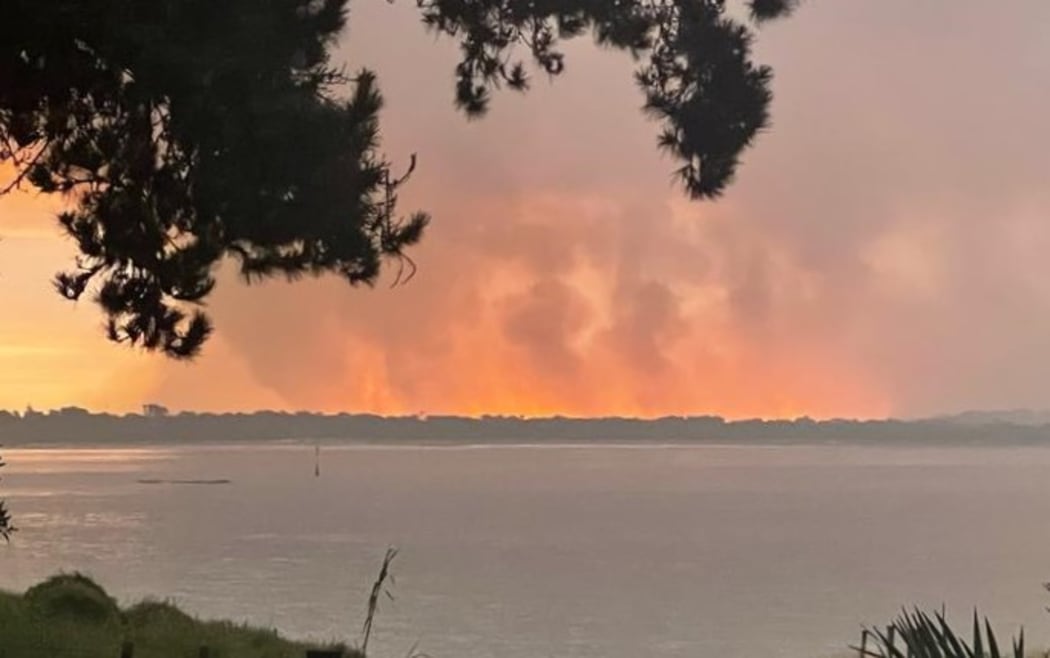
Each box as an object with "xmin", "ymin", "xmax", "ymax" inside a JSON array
[
  {"xmin": 305, "ymin": 650, "xmax": 343, "ymax": 658},
  {"xmin": 119, "ymin": 641, "xmax": 134, "ymax": 658},
  {"xmin": 199, "ymin": 646, "xmax": 211, "ymax": 658}
]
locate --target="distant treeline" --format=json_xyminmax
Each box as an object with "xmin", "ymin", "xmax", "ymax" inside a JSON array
[{"xmin": 1, "ymin": 407, "xmax": 1050, "ymax": 446}]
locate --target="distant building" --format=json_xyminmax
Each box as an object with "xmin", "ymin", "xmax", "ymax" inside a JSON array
[{"xmin": 142, "ymin": 404, "xmax": 169, "ymax": 418}]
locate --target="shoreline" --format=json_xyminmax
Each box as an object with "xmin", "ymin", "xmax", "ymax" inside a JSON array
[{"xmin": 6, "ymin": 435, "xmax": 1050, "ymax": 451}]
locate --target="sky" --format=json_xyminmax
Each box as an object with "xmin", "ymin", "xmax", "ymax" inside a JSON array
[{"xmin": 3, "ymin": 1, "xmax": 1050, "ymax": 419}]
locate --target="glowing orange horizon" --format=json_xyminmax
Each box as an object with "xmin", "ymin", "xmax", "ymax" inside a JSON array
[{"xmin": 0, "ymin": 183, "xmax": 893, "ymax": 422}]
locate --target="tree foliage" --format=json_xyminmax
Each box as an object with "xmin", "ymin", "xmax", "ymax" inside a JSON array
[
  {"xmin": 0, "ymin": 0, "xmax": 796, "ymax": 359},
  {"xmin": 418, "ymin": 0, "xmax": 796, "ymax": 196}
]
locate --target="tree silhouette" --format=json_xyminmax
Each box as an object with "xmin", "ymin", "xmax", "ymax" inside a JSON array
[
  {"xmin": 0, "ymin": 0, "xmax": 797, "ymax": 359},
  {"xmin": 0, "ymin": 453, "xmax": 12, "ymax": 541}
]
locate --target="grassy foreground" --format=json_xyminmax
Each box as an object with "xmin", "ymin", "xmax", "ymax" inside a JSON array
[{"xmin": 0, "ymin": 573, "xmax": 348, "ymax": 658}]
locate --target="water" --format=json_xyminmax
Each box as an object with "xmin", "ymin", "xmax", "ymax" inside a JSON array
[{"xmin": 3, "ymin": 442, "xmax": 1050, "ymax": 658}]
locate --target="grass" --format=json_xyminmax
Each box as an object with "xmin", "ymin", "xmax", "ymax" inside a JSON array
[
  {"xmin": 0, "ymin": 569, "xmax": 1040, "ymax": 658},
  {"xmin": 0, "ymin": 573, "xmax": 352, "ymax": 658}
]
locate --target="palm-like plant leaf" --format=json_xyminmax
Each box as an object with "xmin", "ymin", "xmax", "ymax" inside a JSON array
[{"xmin": 853, "ymin": 608, "xmax": 1023, "ymax": 658}]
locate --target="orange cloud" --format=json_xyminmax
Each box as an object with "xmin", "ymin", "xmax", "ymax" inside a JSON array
[{"xmin": 199, "ymin": 190, "xmax": 889, "ymax": 420}]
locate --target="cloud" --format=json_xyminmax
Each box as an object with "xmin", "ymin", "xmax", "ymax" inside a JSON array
[
  {"xmin": 202, "ymin": 181, "xmax": 884, "ymax": 419},
  {"xmin": 0, "ymin": 164, "xmax": 67, "ymax": 239},
  {"xmin": 6, "ymin": 1, "xmax": 1050, "ymax": 418}
]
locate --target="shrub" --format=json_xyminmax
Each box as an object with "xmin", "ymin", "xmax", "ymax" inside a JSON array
[{"xmin": 24, "ymin": 573, "xmax": 120, "ymax": 624}]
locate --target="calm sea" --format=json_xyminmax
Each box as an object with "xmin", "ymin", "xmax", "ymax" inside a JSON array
[{"xmin": 2, "ymin": 442, "xmax": 1050, "ymax": 658}]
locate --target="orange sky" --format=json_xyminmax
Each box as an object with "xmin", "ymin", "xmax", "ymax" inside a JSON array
[{"xmin": 3, "ymin": 1, "xmax": 1050, "ymax": 419}]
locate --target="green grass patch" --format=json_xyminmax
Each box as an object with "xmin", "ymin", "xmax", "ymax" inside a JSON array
[{"xmin": 0, "ymin": 573, "xmax": 350, "ymax": 658}]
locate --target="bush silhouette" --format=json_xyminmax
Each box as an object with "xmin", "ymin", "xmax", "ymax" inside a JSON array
[{"xmin": 24, "ymin": 573, "xmax": 120, "ymax": 624}]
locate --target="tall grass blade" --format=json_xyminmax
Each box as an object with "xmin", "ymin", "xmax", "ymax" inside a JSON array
[
  {"xmin": 972, "ymin": 610, "xmax": 983, "ymax": 658},
  {"xmin": 360, "ymin": 547, "xmax": 398, "ymax": 657},
  {"xmin": 985, "ymin": 619, "xmax": 1000, "ymax": 658}
]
